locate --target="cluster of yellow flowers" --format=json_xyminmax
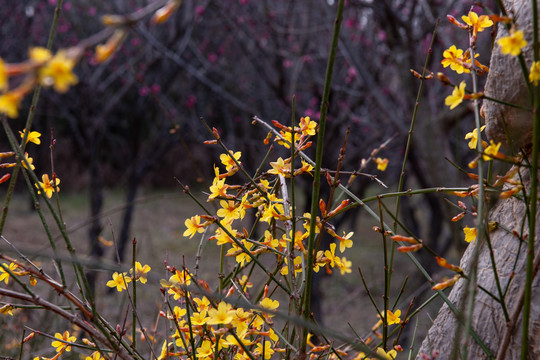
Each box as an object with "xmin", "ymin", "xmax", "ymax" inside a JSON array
[
  {"xmin": 442, "ymin": 11, "xmax": 538, "ymax": 109},
  {"xmin": 32, "ymin": 329, "xmax": 108, "ymax": 360},
  {"xmin": 157, "ymin": 276, "xmax": 281, "ymax": 360},
  {"xmin": 0, "ymin": 48, "xmax": 78, "ymax": 119},
  {"xmin": 438, "ymin": 10, "xmax": 532, "ymax": 248},
  {"xmin": 173, "ymin": 115, "xmax": 388, "ymax": 358},
  {"xmin": 105, "ymin": 261, "xmax": 151, "ymax": 291},
  {"xmin": 1, "ymin": 128, "xmax": 62, "ymax": 199},
  {"xmin": 185, "ymin": 116, "xmax": 356, "ymax": 278}
]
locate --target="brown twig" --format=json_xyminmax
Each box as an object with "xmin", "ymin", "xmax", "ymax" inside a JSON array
[{"xmin": 0, "ymin": 287, "xmax": 132, "ymax": 360}]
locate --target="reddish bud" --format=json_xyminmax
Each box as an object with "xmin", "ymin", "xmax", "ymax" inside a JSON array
[
  {"xmin": 451, "ymin": 212, "xmax": 465, "ymax": 222},
  {"xmin": 198, "ymin": 279, "xmax": 210, "ymax": 292},
  {"xmin": 452, "ymin": 191, "xmax": 469, "ymax": 197},
  {"xmin": 435, "ymin": 256, "xmax": 462, "ymax": 273},
  {"xmin": 432, "ymin": 275, "xmax": 460, "ymax": 290},
  {"xmin": 436, "ymin": 72, "xmax": 452, "ymax": 86},
  {"xmin": 319, "ymin": 199, "xmax": 327, "ymax": 216},
  {"xmin": 0, "ymin": 173, "xmax": 11, "ymax": 184},
  {"xmin": 500, "ymin": 185, "xmax": 522, "ymax": 199},
  {"xmin": 391, "ymin": 235, "xmax": 418, "ymax": 244},
  {"xmin": 23, "ymin": 332, "xmax": 35, "ymax": 343},
  {"xmin": 446, "ymin": 14, "xmax": 468, "ymax": 29},
  {"xmin": 397, "ymin": 244, "xmax": 423, "ymax": 252},
  {"xmin": 327, "ymin": 199, "xmax": 350, "ymax": 218},
  {"xmin": 263, "ymin": 131, "xmax": 272, "ymax": 145},
  {"xmin": 271, "ymin": 120, "xmax": 290, "ymax": 131},
  {"xmin": 212, "ymin": 127, "xmax": 220, "ymax": 139},
  {"xmin": 410, "ymin": 69, "xmax": 433, "ymax": 80},
  {"xmin": 0, "ymin": 152, "xmax": 14, "ymax": 159},
  {"xmin": 326, "ymin": 172, "xmax": 333, "ymax": 186}
]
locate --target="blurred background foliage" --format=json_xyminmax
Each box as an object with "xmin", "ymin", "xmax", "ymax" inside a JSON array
[{"xmin": 1, "ymin": 0, "xmax": 496, "ymax": 308}]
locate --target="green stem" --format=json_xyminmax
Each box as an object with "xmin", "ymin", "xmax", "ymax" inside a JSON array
[
  {"xmin": 0, "ymin": 0, "xmax": 64, "ymax": 236},
  {"xmin": 457, "ymin": 36, "xmax": 486, "ymax": 360},
  {"xmin": 379, "ymin": 201, "xmax": 389, "ymax": 350},
  {"xmin": 301, "ymin": 0, "xmax": 345, "ymax": 354},
  {"xmin": 131, "ymin": 239, "xmax": 137, "ymax": 351},
  {"xmin": 522, "ymin": 1, "xmax": 539, "ymax": 358}
]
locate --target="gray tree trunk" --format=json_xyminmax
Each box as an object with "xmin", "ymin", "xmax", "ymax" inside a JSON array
[{"xmin": 416, "ymin": 1, "xmax": 540, "ymax": 359}]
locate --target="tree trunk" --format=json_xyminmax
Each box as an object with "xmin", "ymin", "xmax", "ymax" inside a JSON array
[
  {"xmin": 416, "ymin": 176, "xmax": 540, "ymax": 359},
  {"xmin": 417, "ymin": 1, "xmax": 540, "ymax": 359}
]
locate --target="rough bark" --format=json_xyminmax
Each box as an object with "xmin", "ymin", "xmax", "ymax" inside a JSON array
[
  {"xmin": 417, "ymin": 1, "xmax": 540, "ymax": 359},
  {"xmin": 416, "ymin": 177, "xmax": 540, "ymax": 359},
  {"xmin": 482, "ymin": 0, "xmax": 535, "ymax": 150}
]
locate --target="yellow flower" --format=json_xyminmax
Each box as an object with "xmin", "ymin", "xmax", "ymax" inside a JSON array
[
  {"xmin": 336, "ymin": 231, "xmax": 354, "ymax": 253},
  {"xmin": 530, "ymin": 61, "xmax": 540, "ymax": 85},
  {"xmin": 106, "ymin": 272, "xmax": 131, "ymax": 292},
  {"xmin": 196, "ymin": 340, "xmax": 213, "ymax": 358},
  {"xmin": 214, "ymin": 221, "xmax": 237, "ymax": 245},
  {"xmin": 441, "ymin": 45, "xmax": 470, "ymax": 74},
  {"xmin": 171, "ymin": 305, "xmax": 187, "ymax": 320},
  {"xmin": 461, "ymin": 11, "xmax": 493, "ymax": 35},
  {"xmin": 376, "ymin": 347, "xmax": 397, "ymax": 360},
  {"xmin": 183, "ymin": 215, "xmax": 205, "ymax": 238},
  {"xmin": 220, "ymin": 150, "xmax": 241, "ymax": 171},
  {"xmin": 281, "ymin": 255, "xmax": 303, "ymax": 276},
  {"xmin": 483, "ymin": 140, "xmax": 502, "ymax": 161},
  {"xmin": 0, "ymin": 304, "xmax": 14, "ymax": 316},
  {"xmin": 498, "ymin": 29, "xmax": 527, "ymax": 56},
  {"xmin": 193, "ymin": 296, "xmax": 211, "ymax": 312},
  {"xmin": 259, "ymin": 297, "xmax": 279, "ymax": 318},
  {"xmin": 0, "ymin": 92, "xmax": 23, "ymax": 118},
  {"xmin": 35, "ymin": 174, "xmax": 60, "ymax": 198},
  {"xmin": 324, "ymin": 243, "xmax": 339, "ymax": 267},
  {"xmin": 268, "ymin": 157, "xmax": 291, "ymax": 177},
  {"xmin": 160, "ymin": 269, "xmax": 192, "ymax": 300},
  {"xmin": 51, "ymin": 330, "xmax": 77, "ymax": 353},
  {"xmin": 276, "ymin": 130, "xmax": 301, "ymax": 149},
  {"xmin": 157, "ymin": 340, "xmax": 168, "ymax": 360},
  {"xmin": 19, "ymin": 129, "xmax": 41, "ymax": 145},
  {"xmin": 299, "ymin": 116, "xmax": 317, "ymax": 136},
  {"xmin": 386, "ymin": 309, "xmax": 401, "ymax": 325},
  {"xmin": 29, "ymin": 47, "xmax": 52, "ymax": 64},
  {"xmin": 336, "ymin": 256, "xmax": 352, "ymax": 275},
  {"xmin": 217, "ymin": 200, "xmax": 241, "ymax": 223},
  {"xmin": 374, "ymin": 157, "xmax": 389, "ymax": 171},
  {"xmin": 38, "ymin": 50, "xmax": 78, "ymax": 93},
  {"xmin": 228, "ymin": 240, "xmax": 253, "ymax": 267},
  {"xmin": 207, "ymin": 301, "xmax": 235, "ymax": 325},
  {"xmin": 190, "ymin": 310, "xmax": 210, "ymax": 326},
  {"xmin": 463, "ymin": 226, "xmax": 477, "ymax": 244},
  {"xmin": 0, "ymin": 262, "xmax": 19, "ymax": 284},
  {"xmin": 208, "ymin": 169, "xmax": 228, "ymax": 201},
  {"xmin": 445, "ymin": 81, "xmax": 466, "ymax": 110},
  {"xmin": 130, "ymin": 261, "xmax": 151, "ymax": 283},
  {"xmin": 464, "ymin": 125, "xmax": 486, "ymax": 149},
  {"xmin": 0, "ymin": 58, "xmax": 8, "ymax": 92},
  {"xmin": 238, "ymin": 275, "xmax": 253, "ymax": 290},
  {"xmin": 22, "ymin": 152, "xmax": 35, "ymax": 171},
  {"xmin": 85, "ymin": 351, "xmax": 104, "ymax": 360},
  {"xmin": 255, "ymin": 341, "xmax": 275, "ymax": 360}
]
